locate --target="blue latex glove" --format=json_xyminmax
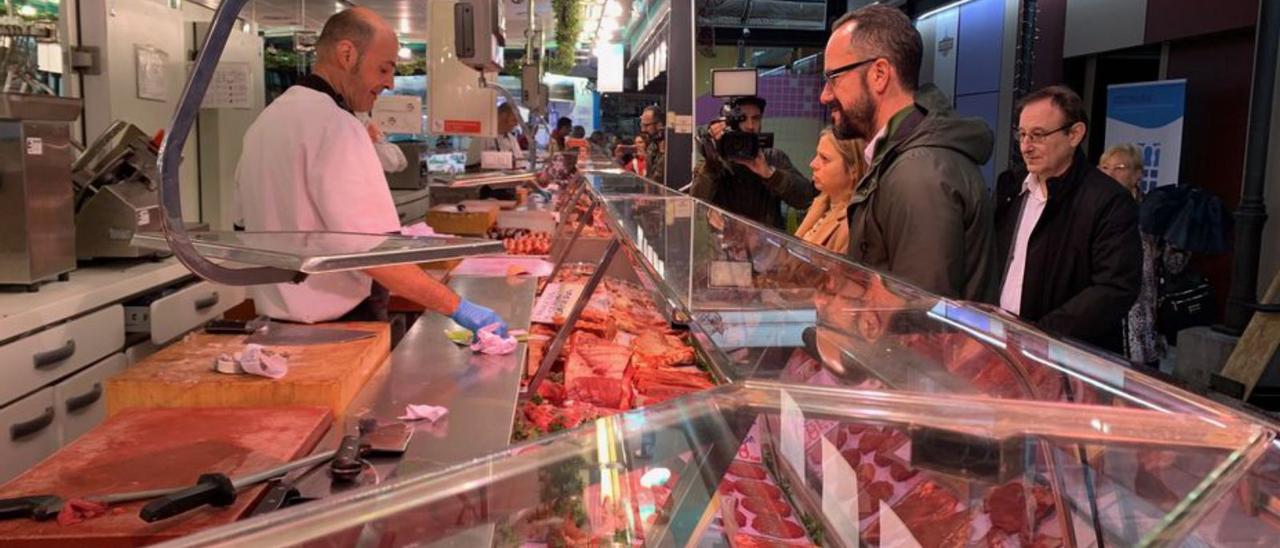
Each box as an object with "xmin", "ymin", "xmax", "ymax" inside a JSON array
[{"xmin": 451, "ymin": 300, "xmax": 509, "ymax": 337}]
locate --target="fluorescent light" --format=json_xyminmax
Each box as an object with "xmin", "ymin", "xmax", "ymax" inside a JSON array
[
  {"xmin": 604, "ymin": 0, "xmax": 623, "ymax": 19},
  {"xmin": 399, "ymin": 19, "xmax": 410, "ymax": 34},
  {"xmin": 398, "ymin": 46, "xmax": 412, "ymax": 59},
  {"xmin": 18, "ymin": 5, "xmax": 37, "ymax": 16}
]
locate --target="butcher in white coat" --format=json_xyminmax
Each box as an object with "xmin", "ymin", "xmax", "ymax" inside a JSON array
[{"xmin": 234, "ymin": 7, "xmax": 507, "ymax": 336}]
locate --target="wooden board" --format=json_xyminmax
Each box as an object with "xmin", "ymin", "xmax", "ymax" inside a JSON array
[
  {"xmin": 1219, "ymin": 272, "xmax": 1280, "ymax": 399},
  {"xmin": 0, "ymin": 406, "xmax": 331, "ymax": 548},
  {"xmin": 106, "ymin": 322, "xmax": 390, "ymax": 416}
]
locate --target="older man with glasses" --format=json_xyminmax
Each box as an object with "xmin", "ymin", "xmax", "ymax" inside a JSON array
[
  {"xmin": 820, "ymin": 5, "xmax": 997, "ymax": 302},
  {"xmin": 994, "ymin": 85, "xmax": 1141, "ymax": 355}
]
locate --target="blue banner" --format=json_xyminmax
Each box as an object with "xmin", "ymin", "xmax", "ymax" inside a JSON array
[{"xmin": 1105, "ymin": 79, "xmax": 1186, "ymax": 191}]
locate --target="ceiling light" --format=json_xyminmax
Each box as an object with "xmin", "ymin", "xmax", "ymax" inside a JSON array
[
  {"xmin": 604, "ymin": 1, "xmax": 623, "ymax": 19},
  {"xmin": 399, "ymin": 19, "xmax": 410, "ymax": 34},
  {"xmin": 333, "ymin": 2, "xmax": 343, "ymax": 11},
  {"xmin": 398, "ymin": 46, "xmax": 412, "ymax": 59},
  {"xmin": 18, "ymin": 5, "xmax": 37, "ymax": 17}
]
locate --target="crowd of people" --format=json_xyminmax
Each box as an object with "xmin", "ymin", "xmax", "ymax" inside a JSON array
[{"xmin": 618, "ymin": 5, "xmax": 1165, "ymax": 365}]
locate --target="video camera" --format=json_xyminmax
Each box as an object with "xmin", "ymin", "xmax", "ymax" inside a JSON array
[{"xmin": 709, "ymin": 68, "xmax": 774, "ymax": 161}]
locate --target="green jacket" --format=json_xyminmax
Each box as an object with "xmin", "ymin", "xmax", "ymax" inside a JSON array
[{"xmin": 847, "ymin": 84, "xmax": 997, "ymax": 302}]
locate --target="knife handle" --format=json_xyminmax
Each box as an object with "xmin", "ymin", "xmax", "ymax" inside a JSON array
[
  {"xmin": 329, "ymin": 434, "xmax": 363, "ymax": 483},
  {"xmin": 139, "ymin": 473, "xmax": 236, "ymax": 522},
  {"xmin": 0, "ymin": 495, "xmax": 61, "ymax": 521}
]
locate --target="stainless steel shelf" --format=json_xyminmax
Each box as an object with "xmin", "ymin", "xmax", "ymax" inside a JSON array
[{"xmin": 132, "ymin": 231, "xmax": 504, "ymax": 274}]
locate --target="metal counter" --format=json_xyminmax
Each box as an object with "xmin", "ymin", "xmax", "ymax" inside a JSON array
[{"xmin": 293, "ymin": 275, "xmax": 534, "ymax": 499}]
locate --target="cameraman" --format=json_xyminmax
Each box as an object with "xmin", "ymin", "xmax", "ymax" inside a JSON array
[{"xmin": 689, "ymin": 96, "xmax": 814, "ymax": 230}]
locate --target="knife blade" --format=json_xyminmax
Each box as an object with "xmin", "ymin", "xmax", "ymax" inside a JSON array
[{"xmin": 245, "ymin": 323, "xmax": 375, "ymax": 346}]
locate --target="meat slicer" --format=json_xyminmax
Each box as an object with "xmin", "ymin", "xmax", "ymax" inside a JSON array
[{"xmin": 71, "ymin": 120, "xmax": 167, "ymax": 260}]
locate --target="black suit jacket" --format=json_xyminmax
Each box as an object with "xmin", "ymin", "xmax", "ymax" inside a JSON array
[{"xmin": 994, "ymin": 152, "xmax": 1142, "ymax": 354}]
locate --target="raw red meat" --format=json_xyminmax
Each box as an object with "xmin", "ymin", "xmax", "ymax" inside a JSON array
[
  {"xmin": 859, "ymin": 430, "xmax": 888, "ymax": 454},
  {"xmin": 728, "ymin": 462, "xmax": 768, "ymax": 481},
  {"xmin": 632, "ymin": 331, "xmax": 695, "ymax": 368},
  {"xmin": 573, "ymin": 341, "xmax": 631, "ymax": 378},
  {"xmin": 856, "ymin": 462, "xmax": 878, "ymax": 488},
  {"xmin": 841, "ymin": 449, "xmax": 862, "ymax": 467},
  {"xmin": 889, "ymin": 462, "xmax": 918, "ymax": 482},
  {"xmin": 567, "ymin": 376, "xmax": 631, "ymax": 409},
  {"xmin": 859, "ymin": 481, "xmax": 895, "ymax": 519},
  {"xmin": 750, "ymin": 514, "xmax": 805, "ymax": 540},
  {"xmin": 741, "ymin": 496, "xmax": 792, "ymax": 518},
  {"xmin": 522, "ymin": 401, "xmax": 600, "ymax": 432},
  {"xmin": 633, "ymin": 367, "xmax": 715, "ymax": 391},
  {"xmin": 884, "ymin": 481, "xmax": 969, "ymax": 548},
  {"xmin": 730, "ymin": 533, "xmax": 795, "ymax": 548},
  {"xmin": 632, "ymin": 384, "xmax": 698, "ymax": 406},
  {"xmin": 728, "ymin": 479, "xmax": 783, "ymax": 500},
  {"xmin": 535, "ymin": 381, "xmax": 566, "ymax": 405},
  {"xmin": 985, "ymin": 482, "xmax": 1028, "ymax": 534}
]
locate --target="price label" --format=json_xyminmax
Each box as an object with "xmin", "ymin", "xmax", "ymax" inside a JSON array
[{"xmin": 530, "ymin": 282, "xmax": 584, "ymax": 324}]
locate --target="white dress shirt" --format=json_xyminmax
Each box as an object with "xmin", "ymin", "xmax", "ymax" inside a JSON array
[
  {"xmin": 234, "ymin": 86, "xmax": 400, "ymax": 323},
  {"xmin": 999, "ymin": 173, "xmax": 1050, "ymax": 315}
]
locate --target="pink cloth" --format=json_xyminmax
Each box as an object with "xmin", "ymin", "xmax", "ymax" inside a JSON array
[
  {"xmin": 400, "ymin": 222, "xmax": 440, "ymax": 238},
  {"xmin": 399, "ymin": 404, "xmax": 448, "ymax": 422},
  {"xmin": 213, "ymin": 344, "xmax": 288, "ymax": 379},
  {"xmin": 470, "ymin": 323, "xmax": 517, "ymax": 355}
]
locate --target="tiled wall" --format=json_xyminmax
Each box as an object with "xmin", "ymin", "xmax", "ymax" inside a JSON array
[{"xmin": 695, "ymin": 74, "xmax": 827, "ymax": 124}]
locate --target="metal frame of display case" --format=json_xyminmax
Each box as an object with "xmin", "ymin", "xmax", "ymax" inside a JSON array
[{"xmin": 154, "ymin": 381, "xmax": 1273, "ymax": 547}]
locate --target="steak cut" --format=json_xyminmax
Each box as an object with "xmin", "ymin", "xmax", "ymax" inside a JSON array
[{"xmin": 568, "ymin": 376, "xmax": 631, "ymax": 409}]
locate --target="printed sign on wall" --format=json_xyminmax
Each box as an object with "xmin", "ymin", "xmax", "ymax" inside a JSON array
[{"xmin": 1105, "ymin": 79, "xmax": 1186, "ymax": 192}]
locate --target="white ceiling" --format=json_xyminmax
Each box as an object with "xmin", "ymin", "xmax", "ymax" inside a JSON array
[{"xmin": 246, "ymin": 0, "xmax": 555, "ymax": 44}]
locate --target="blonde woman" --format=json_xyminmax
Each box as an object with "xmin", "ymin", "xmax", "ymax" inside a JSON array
[
  {"xmin": 1100, "ymin": 144, "xmax": 1160, "ymax": 366},
  {"xmin": 798, "ymin": 128, "xmax": 867, "ymax": 254}
]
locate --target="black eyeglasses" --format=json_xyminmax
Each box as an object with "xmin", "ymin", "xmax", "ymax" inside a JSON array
[
  {"xmin": 1015, "ymin": 122, "xmax": 1076, "ymax": 144},
  {"xmin": 823, "ymin": 58, "xmax": 877, "ymax": 84}
]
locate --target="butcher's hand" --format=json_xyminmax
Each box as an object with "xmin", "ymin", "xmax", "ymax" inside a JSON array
[{"xmin": 451, "ymin": 299, "xmax": 509, "ymax": 336}]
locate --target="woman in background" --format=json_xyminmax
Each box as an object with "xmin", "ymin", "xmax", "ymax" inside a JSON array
[
  {"xmin": 798, "ymin": 128, "xmax": 867, "ymax": 254},
  {"xmin": 1100, "ymin": 143, "xmax": 1161, "ymax": 367},
  {"xmin": 624, "ymin": 135, "xmax": 648, "ymax": 175}
]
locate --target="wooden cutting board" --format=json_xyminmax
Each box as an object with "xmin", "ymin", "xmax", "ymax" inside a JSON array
[
  {"xmin": 106, "ymin": 322, "xmax": 390, "ymax": 416},
  {"xmin": 0, "ymin": 406, "xmax": 331, "ymax": 547}
]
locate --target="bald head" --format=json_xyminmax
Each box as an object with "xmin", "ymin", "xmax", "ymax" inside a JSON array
[
  {"xmin": 312, "ymin": 7, "xmax": 399, "ymax": 112},
  {"xmin": 316, "ymin": 7, "xmax": 395, "ymax": 65}
]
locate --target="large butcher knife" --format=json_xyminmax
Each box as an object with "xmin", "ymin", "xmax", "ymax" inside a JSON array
[{"xmin": 243, "ymin": 322, "xmax": 375, "ymax": 346}]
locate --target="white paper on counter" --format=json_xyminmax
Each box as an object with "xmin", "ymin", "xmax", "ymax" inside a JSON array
[
  {"xmin": 822, "ymin": 437, "xmax": 860, "ymax": 545},
  {"xmin": 879, "ymin": 501, "xmax": 923, "ymax": 548},
  {"xmin": 780, "ymin": 389, "xmax": 806, "ymax": 488}
]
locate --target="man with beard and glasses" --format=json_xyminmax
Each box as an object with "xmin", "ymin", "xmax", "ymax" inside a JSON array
[
  {"xmin": 234, "ymin": 8, "xmax": 508, "ymax": 339},
  {"xmin": 820, "ymin": 5, "xmax": 997, "ymax": 302}
]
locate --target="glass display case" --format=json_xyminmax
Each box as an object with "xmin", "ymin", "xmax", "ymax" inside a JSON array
[
  {"xmin": 164, "ymin": 170, "xmax": 1279, "ymax": 546},
  {"xmin": 163, "ymin": 381, "xmax": 1275, "ymax": 547}
]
